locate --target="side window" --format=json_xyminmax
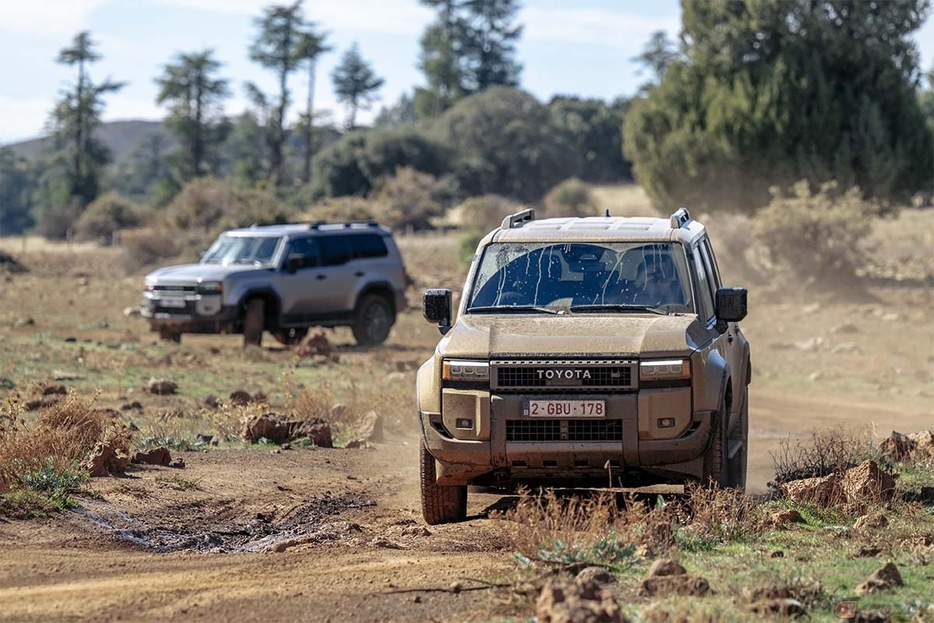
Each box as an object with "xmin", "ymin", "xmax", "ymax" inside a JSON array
[
  {"xmin": 319, "ymin": 235, "xmax": 352, "ymax": 266},
  {"xmin": 692, "ymin": 246, "xmax": 716, "ymax": 324},
  {"xmin": 351, "ymin": 233, "xmax": 389, "ymax": 259},
  {"xmin": 287, "ymin": 237, "xmax": 319, "ymax": 269},
  {"xmin": 699, "ymin": 238, "xmax": 722, "ymax": 290}
]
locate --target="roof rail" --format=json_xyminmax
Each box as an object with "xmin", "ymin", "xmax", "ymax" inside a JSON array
[
  {"xmin": 501, "ymin": 208, "xmax": 536, "ymax": 230},
  {"xmin": 669, "ymin": 207, "xmax": 691, "ymax": 229},
  {"xmin": 309, "ymin": 220, "xmax": 380, "ymax": 230}
]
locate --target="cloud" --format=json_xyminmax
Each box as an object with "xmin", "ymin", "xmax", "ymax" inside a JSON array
[
  {"xmin": 0, "ymin": 0, "xmax": 107, "ymax": 36},
  {"xmin": 153, "ymin": 0, "xmax": 432, "ymax": 36},
  {"xmin": 523, "ymin": 7, "xmax": 679, "ymax": 49}
]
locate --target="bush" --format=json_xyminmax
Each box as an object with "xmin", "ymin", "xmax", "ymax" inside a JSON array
[
  {"xmin": 372, "ymin": 167, "xmax": 458, "ymax": 231},
  {"xmin": 752, "ymin": 181, "xmax": 878, "ymax": 281},
  {"xmin": 450, "ymin": 194, "xmax": 526, "ymax": 234},
  {"xmin": 161, "ymin": 178, "xmax": 295, "ymax": 233},
  {"xmin": 298, "ymin": 196, "xmax": 383, "ymax": 224},
  {"xmin": 74, "ymin": 192, "xmax": 142, "ymax": 244},
  {"xmin": 542, "ymin": 177, "xmax": 596, "ymax": 218},
  {"xmin": 117, "ymin": 227, "xmax": 184, "ymax": 271}
]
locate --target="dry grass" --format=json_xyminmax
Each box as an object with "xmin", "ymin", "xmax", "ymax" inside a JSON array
[{"xmin": 769, "ymin": 426, "xmax": 880, "ymax": 488}]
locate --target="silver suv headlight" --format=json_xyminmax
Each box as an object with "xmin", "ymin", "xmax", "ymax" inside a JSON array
[
  {"xmin": 442, "ymin": 359, "xmax": 489, "ymax": 382},
  {"xmin": 197, "ymin": 281, "xmax": 223, "ymax": 294}
]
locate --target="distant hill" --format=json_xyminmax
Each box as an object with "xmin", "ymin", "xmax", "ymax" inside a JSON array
[{"xmin": 6, "ymin": 120, "xmax": 173, "ymax": 164}]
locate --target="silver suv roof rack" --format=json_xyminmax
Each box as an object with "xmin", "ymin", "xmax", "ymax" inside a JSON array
[
  {"xmin": 309, "ymin": 220, "xmax": 380, "ymax": 230},
  {"xmin": 669, "ymin": 207, "xmax": 691, "ymax": 229},
  {"xmin": 501, "ymin": 208, "xmax": 535, "ymax": 230}
]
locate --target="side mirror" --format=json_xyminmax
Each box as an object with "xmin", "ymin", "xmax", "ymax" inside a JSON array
[
  {"xmin": 285, "ymin": 254, "xmax": 305, "ymax": 273},
  {"xmin": 423, "ymin": 288, "xmax": 452, "ymax": 335},
  {"xmin": 715, "ymin": 287, "xmax": 747, "ymax": 333}
]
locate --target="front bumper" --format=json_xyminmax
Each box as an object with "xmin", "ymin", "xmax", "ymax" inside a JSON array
[
  {"xmin": 141, "ymin": 293, "xmax": 238, "ymax": 334},
  {"xmin": 420, "ymin": 393, "xmax": 714, "ymax": 486}
]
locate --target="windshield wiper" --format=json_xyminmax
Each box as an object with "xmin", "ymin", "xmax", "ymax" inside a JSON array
[
  {"xmin": 569, "ymin": 304, "xmax": 669, "ymax": 315},
  {"xmin": 467, "ymin": 305, "xmax": 562, "ymax": 315}
]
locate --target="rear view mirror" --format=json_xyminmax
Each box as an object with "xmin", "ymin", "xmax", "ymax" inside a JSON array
[
  {"xmin": 715, "ymin": 287, "xmax": 747, "ymax": 332},
  {"xmin": 423, "ymin": 288, "xmax": 452, "ymax": 335}
]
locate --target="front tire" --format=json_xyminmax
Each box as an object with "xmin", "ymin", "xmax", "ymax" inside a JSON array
[
  {"xmin": 242, "ymin": 299, "xmax": 265, "ymax": 348},
  {"xmin": 702, "ymin": 397, "xmax": 729, "ymax": 488},
  {"xmin": 352, "ymin": 294, "xmax": 394, "ymax": 347},
  {"xmin": 420, "ymin": 442, "xmax": 467, "ymax": 525},
  {"xmin": 725, "ymin": 390, "xmax": 749, "ymax": 490}
]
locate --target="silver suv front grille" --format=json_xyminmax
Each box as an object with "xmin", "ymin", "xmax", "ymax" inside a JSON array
[
  {"xmin": 492, "ymin": 359, "xmax": 637, "ymax": 392},
  {"xmin": 506, "ymin": 419, "xmax": 622, "ymax": 442}
]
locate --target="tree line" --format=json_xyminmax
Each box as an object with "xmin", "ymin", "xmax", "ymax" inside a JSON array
[{"xmin": 1, "ymin": 0, "xmax": 932, "ymax": 240}]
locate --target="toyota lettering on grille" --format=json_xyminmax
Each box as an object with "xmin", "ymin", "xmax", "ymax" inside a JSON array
[{"xmin": 536, "ymin": 369, "xmax": 592, "ymax": 380}]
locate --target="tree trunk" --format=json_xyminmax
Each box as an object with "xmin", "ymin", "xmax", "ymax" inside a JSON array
[{"xmin": 302, "ymin": 59, "xmax": 317, "ymax": 184}]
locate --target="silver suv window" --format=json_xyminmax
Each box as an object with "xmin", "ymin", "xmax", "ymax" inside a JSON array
[
  {"xmin": 467, "ymin": 241, "xmax": 694, "ymax": 313},
  {"xmin": 202, "ymin": 235, "xmax": 283, "ymax": 267}
]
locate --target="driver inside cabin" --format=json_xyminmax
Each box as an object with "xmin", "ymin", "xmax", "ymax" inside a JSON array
[{"xmin": 604, "ymin": 252, "xmax": 685, "ymax": 307}]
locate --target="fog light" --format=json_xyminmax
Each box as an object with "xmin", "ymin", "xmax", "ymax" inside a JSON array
[
  {"xmin": 455, "ymin": 418, "xmax": 473, "ymax": 429},
  {"xmin": 657, "ymin": 417, "xmax": 676, "ymax": 428}
]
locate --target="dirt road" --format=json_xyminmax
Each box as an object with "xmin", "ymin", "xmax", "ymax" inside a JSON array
[{"xmin": 2, "ymin": 384, "xmax": 930, "ymax": 623}]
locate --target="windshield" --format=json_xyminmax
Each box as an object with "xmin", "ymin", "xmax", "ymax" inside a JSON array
[
  {"xmin": 201, "ymin": 235, "xmax": 283, "ymax": 267},
  {"xmin": 467, "ymin": 242, "xmax": 695, "ymax": 314}
]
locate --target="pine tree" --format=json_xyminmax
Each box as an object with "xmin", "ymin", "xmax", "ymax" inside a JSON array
[
  {"xmin": 294, "ymin": 25, "xmax": 332, "ymax": 184},
  {"xmin": 331, "ymin": 44, "xmax": 384, "ymax": 130},
  {"xmin": 459, "ymin": 0, "xmax": 522, "ymax": 93},
  {"xmin": 155, "ymin": 50, "xmax": 230, "ymax": 181}
]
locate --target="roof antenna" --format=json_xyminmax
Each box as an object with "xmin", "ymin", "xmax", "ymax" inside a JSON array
[{"xmin": 604, "ymin": 208, "xmax": 611, "ymax": 218}]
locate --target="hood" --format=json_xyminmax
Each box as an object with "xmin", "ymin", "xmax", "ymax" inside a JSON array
[
  {"xmin": 146, "ymin": 263, "xmax": 259, "ymax": 282},
  {"xmin": 439, "ymin": 313, "xmax": 707, "ymax": 359}
]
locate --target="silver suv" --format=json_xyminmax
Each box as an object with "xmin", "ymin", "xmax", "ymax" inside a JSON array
[
  {"xmin": 141, "ymin": 222, "xmax": 408, "ymax": 347},
  {"xmin": 417, "ymin": 208, "xmax": 751, "ymax": 524}
]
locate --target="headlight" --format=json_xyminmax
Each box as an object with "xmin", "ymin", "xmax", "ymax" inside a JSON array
[
  {"xmin": 197, "ymin": 281, "xmax": 223, "ymax": 294},
  {"xmin": 639, "ymin": 359, "xmax": 690, "ymax": 381},
  {"xmin": 442, "ymin": 359, "xmax": 489, "ymax": 382}
]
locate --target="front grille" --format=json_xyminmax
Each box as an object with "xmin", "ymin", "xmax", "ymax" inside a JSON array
[
  {"xmin": 506, "ymin": 420, "xmax": 561, "ymax": 442},
  {"xmin": 568, "ymin": 419, "xmax": 622, "ymax": 441},
  {"xmin": 493, "ymin": 359, "xmax": 637, "ymax": 392},
  {"xmin": 153, "ymin": 283, "xmax": 197, "ymax": 293},
  {"xmin": 506, "ymin": 419, "xmax": 622, "ymax": 442}
]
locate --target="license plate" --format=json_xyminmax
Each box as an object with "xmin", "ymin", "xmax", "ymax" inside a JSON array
[
  {"xmin": 524, "ymin": 400, "xmax": 605, "ymax": 418},
  {"xmin": 158, "ymin": 298, "xmax": 187, "ymax": 309}
]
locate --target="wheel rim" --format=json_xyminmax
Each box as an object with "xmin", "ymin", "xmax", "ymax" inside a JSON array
[{"xmin": 363, "ymin": 302, "xmax": 391, "ymax": 341}]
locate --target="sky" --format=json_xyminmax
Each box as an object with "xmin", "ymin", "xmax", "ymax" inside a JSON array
[{"xmin": 1, "ymin": 0, "xmax": 934, "ymax": 145}]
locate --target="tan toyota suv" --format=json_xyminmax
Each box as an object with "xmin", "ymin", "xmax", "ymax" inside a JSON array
[{"xmin": 416, "ymin": 208, "xmax": 751, "ymax": 524}]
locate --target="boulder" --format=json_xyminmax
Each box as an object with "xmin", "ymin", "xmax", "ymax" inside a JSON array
[
  {"xmin": 908, "ymin": 430, "xmax": 934, "ymax": 456},
  {"xmin": 358, "ymin": 411, "xmax": 384, "ymax": 443},
  {"xmin": 536, "ymin": 577, "xmax": 624, "ymax": 623},
  {"xmin": 854, "ymin": 562, "xmax": 903, "ymax": 595},
  {"xmin": 638, "ymin": 575, "xmax": 710, "ymax": 598},
  {"xmin": 85, "ymin": 441, "xmax": 130, "ymax": 477},
  {"xmin": 240, "ymin": 413, "xmax": 333, "ymax": 447},
  {"xmin": 840, "ymin": 460, "xmax": 896, "ymax": 504},
  {"xmin": 780, "ymin": 473, "xmax": 842, "ymax": 506},
  {"xmin": 146, "ymin": 378, "xmax": 178, "ymax": 395},
  {"xmin": 878, "ymin": 431, "xmax": 915, "ymax": 462},
  {"xmin": 42, "ymin": 385, "xmax": 67, "ymax": 396},
  {"xmin": 131, "ymin": 447, "xmax": 172, "ymax": 466},
  {"xmin": 575, "ymin": 567, "xmax": 614, "ymax": 586},
  {"xmin": 771, "ymin": 509, "xmax": 804, "ymax": 526},
  {"xmin": 295, "ymin": 332, "xmax": 333, "ymax": 358},
  {"xmin": 647, "ymin": 559, "xmax": 685, "ymax": 577},
  {"xmin": 748, "ymin": 599, "xmax": 807, "ymax": 619},
  {"xmin": 229, "ymin": 390, "xmax": 252, "ymax": 406}
]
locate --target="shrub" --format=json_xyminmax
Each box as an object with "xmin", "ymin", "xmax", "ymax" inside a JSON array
[
  {"xmin": 117, "ymin": 227, "xmax": 184, "ymax": 272},
  {"xmin": 74, "ymin": 192, "xmax": 142, "ymax": 244},
  {"xmin": 162, "ymin": 178, "xmax": 295, "ymax": 233},
  {"xmin": 451, "ymin": 194, "xmax": 526, "ymax": 234},
  {"xmin": 542, "ymin": 177, "xmax": 596, "ymax": 218},
  {"xmin": 298, "ymin": 196, "xmax": 383, "ymax": 225},
  {"xmin": 371, "ymin": 167, "xmax": 458, "ymax": 231},
  {"xmin": 752, "ymin": 181, "xmax": 878, "ymax": 281}
]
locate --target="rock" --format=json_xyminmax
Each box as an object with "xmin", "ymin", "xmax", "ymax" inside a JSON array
[
  {"xmin": 832, "ymin": 342, "xmax": 861, "ymax": 354},
  {"xmin": 400, "ymin": 526, "xmax": 431, "ymax": 538},
  {"xmin": 854, "ymin": 546, "xmax": 882, "ymax": 558},
  {"xmin": 169, "ymin": 458, "xmax": 186, "ymax": 469},
  {"xmin": 204, "ymin": 395, "xmax": 219, "ymax": 409},
  {"xmin": 808, "ymin": 371, "xmax": 824, "ymax": 382},
  {"xmin": 771, "ymin": 509, "xmax": 804, "ymax": 526},
  {"xmin": 575, "ymin": 567, "xmax": 615, "ymax": 586},
  {"xmin": 295, "ymin": 332, "xmax": 333, "ymax": 358},
  {"xmin": 536, "ymin": 577, "xmax": 623, "ymax": 623},
  {"xmin": 850, "ymin": 610, "xmax": 890, "ymax": 623},
  {"xmin": 840, "ymin": 460, "xmax": 896, "ymax": 504},
  {"xmin": 195, "ymin": 433, "xmax": 219, "ymax": 446},
  {"xmin": 770, "ymin": 550, "xmax": 785, "ymax": 558},
  {"xmin": 878, "ymin": 431, "xmax": 916, "ymax": 462},
  {"xmin": 795, "ymin": 337, "xmax": 824, "ymax": 352},
  {"xmin": 908, "ymin": 430, "xmax": 934, "ymax": 456},
  {"xmin": 147, "ymin": 377, "xmax": 178, "ymax": 395},
  {"xmin": 229, "ymin": 390, "xmax": 252, "ymax": 406},
  {"xmin": 802, "ymin": 303, "xmax": 821, "ymax": 314},
  {"xmin": 131, "ymin": 447, "xmax": 172, "ymax": 466},
  {"xmin": 638, "ymin": 575, "xmax": 710, "ymax": 598},
  {"xmin": 42, "ymin": 385, "xmax": 67, "ymax": 396},
  {"xmin": 744, "ymin": 585, "xmax": 792, "ymax": 601},
  {"xmin": 123, "ymin": 306, "xmax": 141, "ymax": 317},
  {"xmin": 281, "ymin": 442, "xmax": 292, "ymax": 450},
  {"xmin": 344, "ymin": 440, "xmax": 368, "ymax": 449},
  {"xmin": 854, "ymin": 562, "xmax": 903, "ymax": 595},
  {"xmin": 854, "ymin": 513, "xmax": 889, "ymax": 531},
  {"xmin": 780, "ymin": 474, "xmax": 841, "ymax": 506},
  {"xmin": 358, "ymin": 411, "xmax": 383, "ymax": 442},
  {"xmin": 881, "ymin": 312, "xmax": 899, "ymax": 322},
  {"xmin": 647, "ymin": 559, "xmax": 685, "ymax": 577},
  {"xmin": 120, "ymin": 401, "xmax": 143, "ymax": 411},
  {"xmin": 830, "ymin": 322, "xmax": 860, "ymax": 334},
  {"xmin": 52, "ymin": 370, "xmax": 84, "ymax": 381},
  {"xmin": 85, "ymin": 442, "xmax": 130, "ymax": 477},
  {"xmin": 240, "ymin": 413, "xmax": 332, "ymax": 447},
  {"xmin": 748, "ymin": 599, "xmax": 807, "ymax": 619}
]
